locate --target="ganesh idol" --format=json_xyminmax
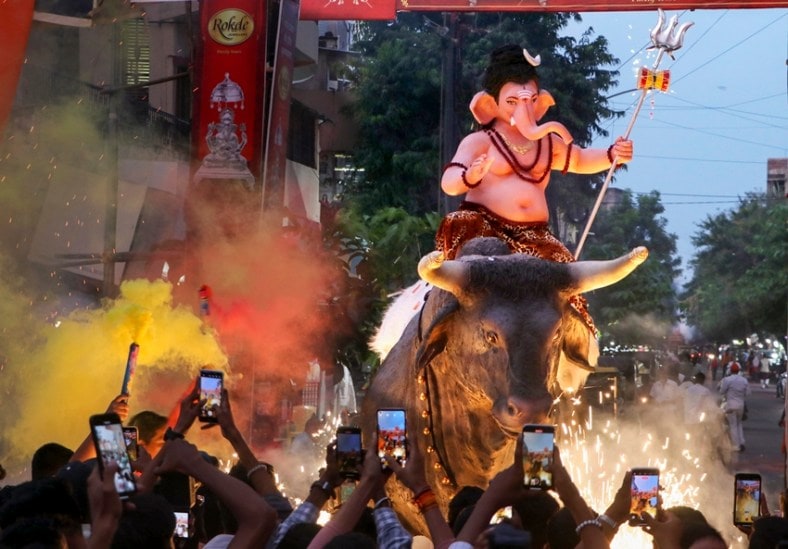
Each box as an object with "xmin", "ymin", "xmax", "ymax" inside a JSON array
[{"xmin": 436, "ymin": 44, "xmax": 633, "ymax": 361}]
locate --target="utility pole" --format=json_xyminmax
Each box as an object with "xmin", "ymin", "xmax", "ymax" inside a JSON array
[{"xmin": 438, "ymin": 13, "xmax": 462, "ymax": 217}]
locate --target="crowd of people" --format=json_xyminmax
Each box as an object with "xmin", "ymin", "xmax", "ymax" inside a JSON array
[
  {"xmin": 642, "ymin": 348, "xmax": 783, "ymax": 457},
  {"xmin": 1, "ymin": 372, "xmax": 787, "ymax": 549}
]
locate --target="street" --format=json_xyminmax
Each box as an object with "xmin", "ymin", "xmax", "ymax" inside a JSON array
[{"xmin": 725, "ymin": 378, "xmax": 786, "ymax": 511}]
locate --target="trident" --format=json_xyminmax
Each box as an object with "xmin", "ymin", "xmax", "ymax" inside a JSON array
[{"xmin": 573, "ymin": 9, "xmax": 693, "ymax": 259}]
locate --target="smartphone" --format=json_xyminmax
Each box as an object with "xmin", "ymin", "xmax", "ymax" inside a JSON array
[
  {"xmin": 122, "ymin": 426, "xmax": 139, "ymax": 461},
  {"xmin": 89, "ymin": 413, "xmax": 137, "ymax": 499},
  {"xmin": 173, "ymin": 511, "xmax": 189, "ymax": 538},
  {"xmin": 198, "ymin": 369, "xmax": 224, "ymax": 423},
  {"xmin": 336, "ymin": 426, "xmax": 363, "ymax": 479},
  {"xmin": 521, "ymin": 424, "xmax": 555, "ymax": 490},
  {"xmin": 339, "ymin": 481, "xmax": 356, "ymax": 504},
  {"xmin": 629, "ymin": 468, "xmax": 660, "ymax": 526},
  {"xmin": 734, "ymin": 473, "xmax": 762, "ymax": 526},
  {"xmin": 376, "ymin": 409, "xmax": 407, "ymax": 468}
]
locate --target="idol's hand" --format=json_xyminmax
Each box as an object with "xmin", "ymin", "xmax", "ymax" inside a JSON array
[
  {"xmin": 611, "ymin": 137, "xmax": 633, "ymax": 164},
  {"xmin": 467, "ymin": 154, "xmax": 493, "ymax": 185}
]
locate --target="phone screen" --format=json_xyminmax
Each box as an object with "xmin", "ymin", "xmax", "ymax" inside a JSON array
[
  {"xmin": 336, "ymin": 428, "xmax": 363, "ymax": 479},
  {"xmin": 376, "ymin": 409, "xmax": 407, "ymax": 467},
  {"xmin": 199, "ymin": 369, "xmax": 223, "ymax": 422},
  {"xmin": 629, "ymin": 469, "xmax": 660, "ymax": 525},
  {"xmin": 522, "ymin": 424, "xmax": 554, "ymax": 490},
  {"xmin": 90, "ymin": 414, "xmax": 137, "ymax": 499},
  {"xmin": 339, "ymin": 481, "xmax": 356, "ymax": 504},
  {"xmin": 174, "ymin": 511, "xmax": 189, "ymax": 538},
  {"xmin": 734, "ymin": 474, "xmax": 762, "ymax": 525},
  {"xmin": 122, "ymin": 427, "xmax": 139, "ymax": 461}
]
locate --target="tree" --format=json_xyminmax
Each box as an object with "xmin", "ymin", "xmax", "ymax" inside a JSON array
[
  {"xmin": 582, "ymin": 190, "xmax": 681, "ymax": 348},
  {"xmin": 681, "ymin": 194, "xmax": 787, "ymax": 343}
]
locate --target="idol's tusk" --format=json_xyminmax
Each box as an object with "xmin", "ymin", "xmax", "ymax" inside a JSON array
[{"xmin": 522, "ymin": 49, "xmax": 541, "ymax": 67}]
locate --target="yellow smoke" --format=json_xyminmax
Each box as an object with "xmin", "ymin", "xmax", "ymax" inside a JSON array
[{"xmin": 2, "ymin": 278, "xmax": 227, "ymax": 473}]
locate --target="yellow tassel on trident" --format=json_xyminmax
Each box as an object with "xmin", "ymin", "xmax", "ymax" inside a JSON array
[{"xmin": 637, "ymin": 67, "xmax": 670, "ymax": 92}]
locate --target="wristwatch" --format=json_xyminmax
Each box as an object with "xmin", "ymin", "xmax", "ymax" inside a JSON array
[
  {"xmin": 164, "ymin": 427, "xmax": 185, "ymax": 441},
  {"xmin": 310, "ymin": 480, "xmax": 334, "ymax": 499}
]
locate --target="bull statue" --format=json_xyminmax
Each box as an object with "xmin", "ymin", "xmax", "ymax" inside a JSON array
[{"xmin": 361, "ymin": 237, "xmax": 648, "ymax": 532}]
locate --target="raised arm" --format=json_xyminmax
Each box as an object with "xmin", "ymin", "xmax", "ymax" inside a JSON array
[
  {"xmin": 385, "ymin": 441, "xmax": 452, "ymax": 548},
  {"xmin": 153, "ymin": 438, "xmax": 276, "ymax": 548},
  {"xmin": 556, "ymin": 135, "xmax": 633, "ymax": 175},
  {"xmin": 71, "ymin": 394, "xmax": 130, "ymax": 463},
  {"xmin": 441, "ymin": 132, "xmax": 494, "ymax": 196},
  {"xmin": 307, "ymin": 446, "xmax": 385, "ymax": 549}
]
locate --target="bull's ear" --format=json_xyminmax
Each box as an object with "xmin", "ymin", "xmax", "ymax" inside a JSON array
[
  {"xmin": 555, "ymin": 312, "xmax": 596, "ymax": 393},
  {"xmin": 414, "ymin": 303, "xmax": 458, "ymax": 375}
]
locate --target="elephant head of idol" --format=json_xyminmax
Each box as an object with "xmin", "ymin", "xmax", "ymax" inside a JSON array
[{"xmin": 470, "ymin": 44, "xmax": 573, "ymax": 144}]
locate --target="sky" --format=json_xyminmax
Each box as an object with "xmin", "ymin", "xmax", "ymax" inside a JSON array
[{"xmin": 566, "ymin": 8, "xmax": 787, "ymax": 284}]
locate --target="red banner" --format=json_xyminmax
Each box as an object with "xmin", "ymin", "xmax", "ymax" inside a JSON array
[
  {"xmin": 0, "ymin": 1, "xmax": 35, "ymax": 131},
  {"xmin": 262, "ymin": 0, "xmax": 301, "ymax": 211},
  {"xmin": 192, "ymin": 0, "xmax": 267, "ymax": 186},
  {"xmin": 300, "ymin": 0, "xmax": 395, "ymax": 21},
  {"xmin": 395, "ymin": 0, "xmax": 788, "ymax": 11}
]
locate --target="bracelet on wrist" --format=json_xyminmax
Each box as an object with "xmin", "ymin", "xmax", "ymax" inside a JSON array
[
  {"xmin": 461, "ymin": 168, "xmax": 481, "ymax": 189},
  {"xmin": 575, "ymin": 518, "xmax": 602, "ymax": 535},
  {"xmin": 246, "ymin": 462, "xmax": 274, "ymax": 480},
  {"xmin": 310, "ymin": 480, "xmax": 334, "ymax": 499},
  {"xmin": 413, "ymin": 488, "xmax": 437, "ymax": 513},
  {"xmin": 597, "ymin": 513, "xmax": 619, "ymax": 530},
  {"xmin": 374, "ymin": 496, "xmax": 391, "ymax": 510},
  {"xmin": 606, "ymin": 144, "xmax": 622, "ymax": 169},
  {"xmin": 443, "ymin": 161, "xmax": 467, "ymax": 174}
]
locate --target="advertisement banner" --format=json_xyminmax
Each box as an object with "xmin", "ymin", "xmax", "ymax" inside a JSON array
[
  {"xmin": 300, "ymin": 0, "xmax": 394, "ymax": 21},
  {"xmin": 262, "ymin": 0, "xmax": 301, "ymax": 211},
  {"xmin": 395, "ymin": 0, "xmax": 788, "ymax": 11},
  {"xmin": 0, "ymin": 1, "xmax": 35, "ymax": 131},
  {"xmin": 192, "ymin": 0, "xmax": 267, "ymax": 186}
]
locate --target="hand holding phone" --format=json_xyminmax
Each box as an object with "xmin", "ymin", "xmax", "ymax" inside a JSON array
[
  {"xmin": 376, "ymin": 409, "xmax": 407, "ymax": 468},
  {"xmin": 90, "ymin": 413, "xmax": 137, "ymax": 499},
  {"xmin": 522, "ymin": 424, "xmax": 555, "ymax": 490},
  {"xmin": 629, "ymin": 468, "xmax": 660, "ymax": 526},
  {"xmin": 734, "ymin": 473, "xmax": 762, "ymax": 526},
  {"xmin": 198, "ymin": 369, "xmax": 224, "ymax": 423}
]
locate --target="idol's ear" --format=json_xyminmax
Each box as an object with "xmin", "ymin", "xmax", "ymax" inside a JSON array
[
  {"xmin": 470, "ymin": 91, "xmax": 498, "ymax": 125},
  {"xmin": 534, "ymin": 90, "xmax": 556, "ymax": 121}
]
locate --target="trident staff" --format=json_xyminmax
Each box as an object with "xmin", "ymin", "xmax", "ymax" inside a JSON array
[{"xmin": 574, "ymin": 9, "xmax": 693, "ymax": 260}]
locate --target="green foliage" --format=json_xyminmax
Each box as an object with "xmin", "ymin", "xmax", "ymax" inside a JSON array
[
  {"xmin": 336, "ymin": 205, "xmax": 441, "ymax": 292},
  {"xmin": 681, "ymin": 195, "xmax": 787, "ymax": 343},
  {"xmin": 583, "ymin": 190, "xmax": 681, "ymax": 347}
]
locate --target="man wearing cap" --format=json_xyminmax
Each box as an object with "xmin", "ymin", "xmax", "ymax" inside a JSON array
[{"xmin": 718, "ymin": 361, "xmax": 750, "ymax": 452}]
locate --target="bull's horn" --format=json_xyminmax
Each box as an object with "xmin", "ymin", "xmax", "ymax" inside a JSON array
[
  {"xmin": 570, "ymin": 246, "xmax": 649, "ymax": 294},
  {"xmin": 417, "ymin": 251, "xmax": 468, "ymax": 295}
]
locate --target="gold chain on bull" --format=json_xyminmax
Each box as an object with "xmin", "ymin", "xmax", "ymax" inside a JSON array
[{"xmin": 418, "ymin": 370, "xmax": 457, "ymax": 488}]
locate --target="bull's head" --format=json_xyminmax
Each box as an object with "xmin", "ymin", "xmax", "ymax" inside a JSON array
[{"xmin": 416, "ymin": 241, "xmax": 648, "ymax": 435}]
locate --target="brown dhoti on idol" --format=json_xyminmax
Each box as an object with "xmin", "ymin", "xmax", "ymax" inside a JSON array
[{"xmin": 435, "ymin": 201, "xmax": 596, "ymax": 334}]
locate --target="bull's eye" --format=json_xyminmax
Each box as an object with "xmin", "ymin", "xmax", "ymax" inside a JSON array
[{"xmin": 484, "ymin": 330, "xmax": 499, "ymax": 346}]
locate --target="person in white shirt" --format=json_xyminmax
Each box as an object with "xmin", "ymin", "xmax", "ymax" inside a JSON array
[
  {"xmin": 718, "ymin": 362, "xmax": 751, "ymax": 451},
  {"xmin": 683, "ymin": 373, "xmax": 715, "ymax": 425},
  {"xmin": 650, "ymin": 367, "xmax": 679, "ymax": 406}
]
